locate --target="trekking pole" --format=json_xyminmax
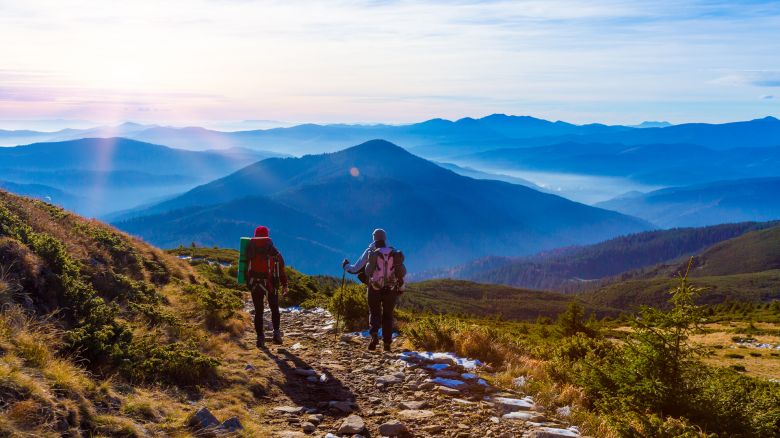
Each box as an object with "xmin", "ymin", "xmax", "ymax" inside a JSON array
[{"xmin": 334, "ymin": 270, "xmax": 346, "ymax": 341}]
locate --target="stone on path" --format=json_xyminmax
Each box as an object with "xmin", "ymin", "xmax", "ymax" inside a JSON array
[
  {"xmin": 294, "ymin": 368, "xmax": 318, "ymax": 377},
  {"xmin": 398, "ymin": 409, "xmax": 436, "ymax": 420},
  {"xmin": 376, "ymin": 374, "xmax": 403, "ymax": 385},
  {"xmin": 306, "ymin": 413, "xmax": 323, "ymax": 424},
  {"xmin": 527, "ymin": 427, "xmax": 580, "ymax": 437},
  {"xmin": 337, "ymin": 414, "xmax": 366, "ymax": 434},
  {"xmin": 328, "ymin": 400, "xmax": 354, "ymax": 413},
  {"xmin": 437, "ymin": 385, "xmax": 461, "ymax": 396},
  {"xmin": 493, "ymin": 396, "xmax": 535, "ymax": 412},
  {"xmin": 274, "ymin": 406, "xmax": 306, "ymax": 415},
  {"xmin": 187, "ymin": 407, "xmax": 219, "ymax": 430},
  {"xmin": 422, "ymin": 424, "xmax": 444, "ymax": 433},
  {"xmin": 379, "ymin": 419, "xmax": 407, "ymax": 436},
  {"xmin": 301, "ymin": 421, "xmax": 316, "ymax": 434},
  {"xmin": 503, "ymin": 411, "xmax": 546, "ymax": 422},
  {"xmin": 400, "ymin": 400, "xmax": 428, "ymax": 410},
  {"xmin": 275, "ymin": 432, "xmax": 307, "ymax": 438}
]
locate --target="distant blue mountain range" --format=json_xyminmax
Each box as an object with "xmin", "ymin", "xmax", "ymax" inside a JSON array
[{"xmin": 113, "ymin": 140, "xmax": 651, "ymax": 274}]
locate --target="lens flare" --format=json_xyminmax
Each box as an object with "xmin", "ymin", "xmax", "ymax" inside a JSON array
[{"xmin": 349, "ymin": 167, "xmax": 359, "ymax": 177}]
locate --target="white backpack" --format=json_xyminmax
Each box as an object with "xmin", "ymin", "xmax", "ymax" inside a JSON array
[{"xmin": 366, "ymin": 246, "xmax": 405, "ymax": 290}]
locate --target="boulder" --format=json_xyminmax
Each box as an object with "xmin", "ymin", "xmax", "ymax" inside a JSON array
[
  {"xmin": 216, "ymin": 416, "xmax": 243, "ymax": 432},
  {"xmin": 187, "ymin": 407, "xmax": 219, "ymax": 430}
]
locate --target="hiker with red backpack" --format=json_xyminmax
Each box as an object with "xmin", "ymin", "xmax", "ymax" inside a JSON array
[
  {"xmin": 342, "ymin": 228, "xmax": 406, "ymax": 352},
  {"xmin": 246, "ymin": 226, "xmax": 288, "ymax": 348}
]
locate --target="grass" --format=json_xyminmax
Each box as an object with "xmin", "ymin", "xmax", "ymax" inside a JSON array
[
  {"xmin": 399, "ymin": 273, "xmax": 780, "ymax": 437},
  {"xmin": 401, "ymin": 279, "xmax": 620, "ymax": 320}
]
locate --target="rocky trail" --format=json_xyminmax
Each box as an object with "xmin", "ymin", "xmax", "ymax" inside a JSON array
[{"xmin": 202, "ymin": 306, "xmax": 583, "ymax": 438}]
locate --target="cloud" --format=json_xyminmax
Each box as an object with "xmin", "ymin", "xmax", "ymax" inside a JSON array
[{"xmin": 715, "ymin": 71, "xmax": 780, "ymax": 88}]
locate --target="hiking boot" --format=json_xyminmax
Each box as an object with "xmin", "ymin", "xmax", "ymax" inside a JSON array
[
  {"xmin": 383, "ymin": 342, "xmax": 392, "ymax": 353},
  {"xmin": 256, "ymin": 337, "xmax": 265, "ymax": 349},
  {"xmin": 272, "ymin": 331, "xmax": 283, "ymax": 345},
  {"xmin": 368, "ymin": 334, "xmax": 379, "ymax": 351}
]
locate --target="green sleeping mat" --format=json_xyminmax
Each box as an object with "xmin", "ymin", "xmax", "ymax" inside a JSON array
[{"xmin": 237, "ymin": 237, "xmax": 251, "ymax": 285}]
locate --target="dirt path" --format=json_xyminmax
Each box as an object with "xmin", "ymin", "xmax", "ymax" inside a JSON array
[{"xmin": 224, "ymin": 306, "xmax": 581, "ymax": 438}]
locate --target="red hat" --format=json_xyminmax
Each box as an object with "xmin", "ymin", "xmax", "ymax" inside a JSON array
[{"xmin": 254, "ymin": 226, "xmax": 269, "ymax": 237}]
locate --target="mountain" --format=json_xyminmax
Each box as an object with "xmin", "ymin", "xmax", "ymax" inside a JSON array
[
  {"xmin": 457, "ymin": 142, "xmax": 780, "ymax": 186},
  {"xmin": 115, "ymin": 140, "xmax": 651, "ymax": 274},
  {"xmin": 0, "ymin": 179, "xmax": 81, "ymax": 209},
  {"xmin": 632, "ymin": 121, "xmax": 673, "ymax": 128},
  {"xmin": 0, "ymin": 138, "xmax": 278, "ymax": 216},
  {"xmin": 435, "ymin": 162, "xmax": 548, "ymax": 191},
  {"xmin": 412, "ymin": 221, "xmax": 777, "ymax": 291},
  {"xmin": 595, "ymin": 177, "xmax": 780, "ymax": 227},
  {"xmin": 581, "ymin": 224, "xmax": 780, "ymax": 309},
  {"xmin": 4, "ymin": 115, "xmax": 778, "ymax": 159}
]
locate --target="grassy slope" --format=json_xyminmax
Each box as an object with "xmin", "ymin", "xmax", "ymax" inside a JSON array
[
  {"xmin": 402, "ymin": 279, "xmax": 618, "ymax": 320},
  {"xmin": 582, "ymin": 225, "xmax": 780, "ymax": 310},
  {"xmin": 435, "ymin": 221, "xmax": 778, "ymax": 292},
  {"xmin": 0, "ymin": 190, "xmax": 268, "ymax": 436}
]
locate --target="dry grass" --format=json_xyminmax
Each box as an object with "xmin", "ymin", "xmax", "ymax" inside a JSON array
[{"xmin": 691, "ymin": 322, "xmax": 780, "ymax": 379}]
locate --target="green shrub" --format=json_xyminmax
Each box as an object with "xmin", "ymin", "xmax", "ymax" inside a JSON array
[
  {"xmin": 729, "ymin": 365, "xmax": 747, "ymax": 372},
  {"xmin": 328, "ymin": 284, "xmax": 368, "ymax": 331},
  {"xmin": 282, "ymin": 268, "xmax": 321, "ymax": 307},
  {"xmin": 556, "ymin": 301, "xmax": 597, "ymax": 337},
  {"xmin": 123, "ymin": 338, "xmax": 219, "ymax": 385},
  {"xmin": 725, "ymin": 353, "xmax": 745, "ymax": 359}
]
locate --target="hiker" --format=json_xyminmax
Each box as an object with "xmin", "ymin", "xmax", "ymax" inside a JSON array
[
  {"xmin": 246, "ymin": 225, "xmax": 288, "ymax": 348},
  {"xmin": 343, "ymin": 228, "xmax": 406, "ymax": 352}
]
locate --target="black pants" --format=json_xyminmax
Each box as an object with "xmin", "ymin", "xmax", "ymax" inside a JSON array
[
  {"xmin": 250, "ymin": 283, "xmax": 279, "ymax": 339},
  {"xmin": 367, "ymin": 287, "xmax": 397, "ymax": 344}
]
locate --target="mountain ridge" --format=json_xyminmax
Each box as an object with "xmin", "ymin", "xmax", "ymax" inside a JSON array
[{"xmin": 115, "ymin": 140, "xmax": 651, "ymax": 274}]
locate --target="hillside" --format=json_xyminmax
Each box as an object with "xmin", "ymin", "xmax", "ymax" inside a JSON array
[
  {"xmin": 0, "ymin": 138, "xmax": 276, "ymax": 216},
  {"xmin": 416, "ymin": 221, "xmax": 777, "ymax": 292},
  {"xmin": 0, "ymin": 189, "xmax": 253, "ymax": 435},
  {"xmin": 400, "ymin": 279, "xmax": 618, "ymax": 319},
  {"xmin": 595, "ymin": 177, "xmax": 780, "ymax": 227},
  {"xmin": 0, "ymin": 190, "xmax": 591, "ymax": 437},
  {"xmin": 581, "ymin": 224, "xmax": 780, "ymax": 309},
  {"xmin": 115, "ymin": 140, "xmax": 651, "ymax": 274}
]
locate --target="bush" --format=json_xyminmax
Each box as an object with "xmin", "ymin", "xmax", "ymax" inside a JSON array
[
  {"xmin": 328, "ymin": 284, "xmax": 368, "ymax": 331},
  {"xmin": 123, "ymin": 338, "xmax": 219, "ymax": 386},
  {"xmin": 556, "ymin": 301, "xmax": 596, "ymax": 337},
  {"xmin": 404, "ymin": 315, "xmax": 459, "ymax": 352},
  {"xmin": 725, "ymin": 353, "xmax": 745, "ymax": 359}
]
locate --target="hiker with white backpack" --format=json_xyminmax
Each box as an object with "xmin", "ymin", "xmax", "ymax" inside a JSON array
[{"xmin": 342, "ymin": 228, "xmax": 406, "ymax": 352}]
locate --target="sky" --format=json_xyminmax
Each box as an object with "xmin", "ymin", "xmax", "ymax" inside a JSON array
[{"xmin": 1, "ymin": 0, "xmax": 779, "ymax": 128}]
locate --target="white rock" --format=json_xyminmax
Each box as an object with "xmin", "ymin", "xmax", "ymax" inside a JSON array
[
  {"xmin": 527, "ymin": 427, "xmax": 580, "ymax": 437},
  {"xmin": 274, "ymin": 406, "xmax": 305, "ymax": 415},
  {"xmin": 493, "ymin": 396, "xmax": 535, "ymax": 412}
]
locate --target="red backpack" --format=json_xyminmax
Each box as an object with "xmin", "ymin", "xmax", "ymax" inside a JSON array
[{"xmin": 246, "ymin": 237, "xmax": 282, "ymax": 291}]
